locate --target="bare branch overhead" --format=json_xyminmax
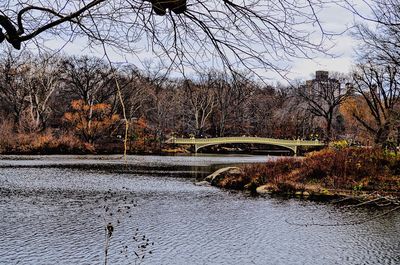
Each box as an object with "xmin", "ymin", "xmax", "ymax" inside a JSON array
[{"xmin": 0, "ymin": 0, "xmax": 334, "ymax": 76}]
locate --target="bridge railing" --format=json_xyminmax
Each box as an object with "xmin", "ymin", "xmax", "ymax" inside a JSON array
[{"xmin": 166, "ymin": 136, "xmax": 324, "ymax": 146}]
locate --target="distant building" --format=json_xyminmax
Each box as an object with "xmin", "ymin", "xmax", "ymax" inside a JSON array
[
  {"xmin": 315, "ymin": 70, "xmax": 329, "ymax": 81},
  {"xmin": 304, "ymin": 70, "xmax": 340, "ymax": 95}
]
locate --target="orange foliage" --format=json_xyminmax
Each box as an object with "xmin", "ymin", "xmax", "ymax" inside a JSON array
[
  {"xmin": 0, "ymin": 119, "xmax": 92, "ymax": 154},
  {"xmin": 340, "ymin": 96, "xmax": 374, "ymax": 144},
  {"xmin": 63, "ymin": 99, "xmax": 120, "ymax": 144},
  {"xmin": 130, "ymin": 117, "xmax": 150, "ymax": 151}
]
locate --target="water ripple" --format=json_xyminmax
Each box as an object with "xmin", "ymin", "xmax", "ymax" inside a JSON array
[{"xmin": 0, "ymin": 157, "xmax": 399, "ymax": 265}]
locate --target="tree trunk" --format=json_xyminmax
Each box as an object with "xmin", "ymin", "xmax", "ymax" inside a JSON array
[{"xmin": 375, "ymin": 122, "xmax": 391, "ymax": 145}]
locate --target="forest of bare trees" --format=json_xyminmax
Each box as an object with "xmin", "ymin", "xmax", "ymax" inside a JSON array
[{"xmin": 0, "ymin": 48, "xmax": 398, "ymax": 154}]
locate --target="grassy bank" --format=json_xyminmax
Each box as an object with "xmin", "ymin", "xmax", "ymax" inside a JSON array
[{"xmin": 213, "ymin": 147, "xmax": 400, "ymax": 198}]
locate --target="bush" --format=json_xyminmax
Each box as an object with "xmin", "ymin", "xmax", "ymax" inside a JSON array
[
  {"xmin": 242, "ymin": 147, "xmax": 400, "ymax": 193},
  {"xmin": 243, "ymin": 158, "xmax": 302, "ymax": 184},
  {"xmin": 0, "ymin": 120, "xmax": 14, "ymax": 153},
  {"xmin": 0, "ymin": 126, "xmax": 93, "ymax": 154},
  {"xmin": 218, "ymin": 174, "xmax": 252, "ymax": 190}
]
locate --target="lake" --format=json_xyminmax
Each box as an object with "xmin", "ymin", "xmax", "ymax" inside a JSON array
[{"xmin": 0, "ymin": 155, "xmax": 399, "ymax": 265}]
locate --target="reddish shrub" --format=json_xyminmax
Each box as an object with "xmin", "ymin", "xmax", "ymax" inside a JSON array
[
  {"xmin": 243, "ymin": 147, "xmax": 400, "ymax": 193},
  {"xmin": 218, "ymin": 174, "xmax": 252, "ymax": 190},
  {"xmin": 244, "ymin": 158, "xmax": 302, "ymax": 184}
]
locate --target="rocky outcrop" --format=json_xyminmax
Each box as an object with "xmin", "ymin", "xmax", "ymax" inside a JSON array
[{"xmin": 204, "ymin": 167, "xmax": 243, "ymax": 186}]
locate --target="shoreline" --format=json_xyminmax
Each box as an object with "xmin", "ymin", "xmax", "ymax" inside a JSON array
[
  {"xmin": 201, "ymin": 146, "xmax": 400, "ymax": 202},
  {"xmin": 209, "ymin": 175, "xmax": 400, "ymax": 203}
]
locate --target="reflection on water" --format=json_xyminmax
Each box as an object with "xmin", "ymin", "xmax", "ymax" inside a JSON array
[{"xmin": 0, "ymin": 156, "xmax": 399, "ymax": 265}]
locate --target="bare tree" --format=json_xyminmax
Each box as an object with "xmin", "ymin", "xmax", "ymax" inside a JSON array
[
  {"xmin": 146, "ymin": 79, "xmax": 177, "ymax": 147},
  {"xmin": 27, "ymin": 54, "xmax": 62, "ymax": 130},
  {"xmin": 352, "ymin": 63, "xmax": 400, "ymax": 144},
  {"xmin": 117, "ymin": 66, "xmax": 149, "ymax": 120},
  {"xmin": 136, "ymin": 62, "xmax": 180, "ymax": 146},
  {"xmin": 347, "ymin": 0, "xmax": 400, "ymax": 145},
  {"xmin": 226, "ymin": 74, "xmax": 257, "ymax": 136},
  {"xmin": 60, "ymin": 56, "xmax": 116, "ymax": 138},
  {"xmin": 350, "ymin": 0, "xmax": 400, "ymax": 67},
  {"xmin": 297, "ymin": 71, "xmax": 353, "ymax": 141},
  {"xmin": 273, "ymin": 86, "xmax": 319, "ymax": 139},
  {"xmin": 184, "ymin": 78, "xmax": 216, "ymax": 137},
  {"xmin": 211, "ymin": 71, "xmax": 255, "ymax": 136},
  {"xmin": 60, "ymin": 56, "xmax": 115, "ymax": 105},
  {"xmin": 246, "ymin": 85, "xmax": 279, "ymax": 137},
  {"xmin": 0, "ymin": 49, "xmax": 31, "ymax": 125},
  {"xmin": 0, "ymin": 0, "xmax": 332, "ymax": 75}
]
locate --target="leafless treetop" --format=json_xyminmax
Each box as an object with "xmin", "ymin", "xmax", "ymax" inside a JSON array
[{"xmin": 0, "ymin": 0, "xmax": 335, "ymax": 76}]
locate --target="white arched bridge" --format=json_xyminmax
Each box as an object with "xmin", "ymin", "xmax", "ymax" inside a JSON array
[{"xmin": 166, "ymin": 136, "xmax": 325, "ymax": 155}]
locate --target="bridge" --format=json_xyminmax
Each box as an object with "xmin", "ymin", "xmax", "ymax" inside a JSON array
[{"xmin": 166, "ymin": 136, "xmax": 325, "ymax": 155}]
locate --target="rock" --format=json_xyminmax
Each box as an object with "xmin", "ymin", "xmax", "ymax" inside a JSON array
[
  {"xmin": 194, "ymin": 181, "xmax": 210, "ymax": 187},
  {"xmin": 205, "ymin": 167, "xmax": 242, "ymax": 186},
  {"xmin": 256, "ymin": 184, "xmax": 275, "ymax": 195},
  {"xmin": 294, "ymin": 191, "xmax": 311, "ymax": 197},
  {"xmin": 311, "ymin": 189, "xmax": 332, "ymax": 196},
  {"xmin": 244, "ymin": 182, "xmax": 257, "ymax": 190}
]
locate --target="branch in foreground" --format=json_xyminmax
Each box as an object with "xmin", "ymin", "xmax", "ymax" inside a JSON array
[{"xmin": 0, "ymin": 0, "xmax": 333, "ymax": 77}]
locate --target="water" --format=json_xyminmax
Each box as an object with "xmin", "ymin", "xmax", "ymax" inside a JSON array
[{"xmin": 0, "ymin": 155, "xmax": 399, "ymax": 265}]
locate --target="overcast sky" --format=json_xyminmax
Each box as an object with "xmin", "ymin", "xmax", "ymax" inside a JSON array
[
  {"xmin": 19, "ymin": 0, "xmax": 373, "ymax": 84},
  {"xmin": 286, "ymin": 1, "xmax": 365, "ymax": 82}
]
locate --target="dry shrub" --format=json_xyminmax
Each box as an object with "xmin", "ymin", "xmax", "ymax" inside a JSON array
[
  {"xmin": 0, "ymin": 126, "xmax": 93, "ymax": 154},
  {"xmin": 276, "ymin": 181, "xmax": 304, "ymax": 194},
  {"xmin": 0, "ymin": 118, "xmax": 60, "ymax": 153},
  {"xmin": 0, "ymin": 119, "xmax": 15, "ymax": 152},
  {"xmin": 243, "ymin": 147, "xmax": 400, "ymax": 192},
  {"xmin": 54, "ymin": 132, "xmax": 93, "ymax": 153},
  {"xmin": 16, "ymin": 130, "xmax": 55, "ymax": 153},
  {"xmin": 218, "ymin": 174, "xmax": 252, "ymax": 190},
  {"xmin": 298, "ymin": 148, "xmax": 400, "ymax": 191},
  {"xmin": 243, "ymin": 158, "xmax": 302, "ymax": 184}
]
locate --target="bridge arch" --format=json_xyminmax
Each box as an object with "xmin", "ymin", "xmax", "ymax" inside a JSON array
[
  {"xmin": 194, "ymin": 142, "xmax": 297, "ymax": 154},
  {"xmin": 166, "ymin": 137, "xmax": 325, "ymax": 156}
]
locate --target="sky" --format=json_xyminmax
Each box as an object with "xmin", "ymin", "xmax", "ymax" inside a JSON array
[
  {"xmin": 277, "ymin": 0, "xmax": 376, "ymax": 80},
  {"xmin": 9, "ymin": 0, "xmax": 374, "ymax": 84},
  {"xmin": 286, "ymin": 1, "xmax": 365, "ymax": 82}
]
